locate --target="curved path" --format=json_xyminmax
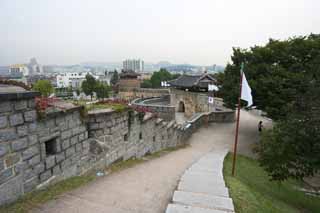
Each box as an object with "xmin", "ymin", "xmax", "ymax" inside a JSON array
[{"xmin": 34, "ymin": 111, "xmax": 270, "ymax": 213}]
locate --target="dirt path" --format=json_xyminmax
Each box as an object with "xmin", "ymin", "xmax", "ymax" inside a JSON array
[{"xmin": 34, "ymin": 110, "xmax": 270, "ymax": 213}]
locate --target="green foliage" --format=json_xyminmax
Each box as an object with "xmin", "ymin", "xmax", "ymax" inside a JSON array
[
  {"xmin": 95, "ymin": 81, "xmax": 111, "ymax": 99},
  {"xmin": 141, "ymin": 68, "xmax": 180, "ymax": 88},
  {"xmin": 110, "ymin": 70, "xmax": 119, "ymax": 86},
  {"xmin": 81, "ymin": 74, "xmax": 97, "ymax": 99},
  {"xmin": 32, "ymin": 80, "xmax": 54, "ymax": 97},
  {"xmin": 141, "ymin": 79, "xmax": 152, "ymax": 88},
  {"xmin": 224, "ymin": 153, "xmax": 320, "ymax": 213},
  {"xmin": 222, "ymin": 34, "xmax": 320, "ymax": 181}
]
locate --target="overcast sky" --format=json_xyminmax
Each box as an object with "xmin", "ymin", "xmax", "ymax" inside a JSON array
[{"xmin": 0, "ymin": 0, "xmax": 319, "ymax": 66}]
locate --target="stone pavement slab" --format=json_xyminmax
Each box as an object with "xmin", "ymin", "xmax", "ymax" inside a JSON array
[
  {"xmin": 166, "ymin": 203, "xmax": 228, "ymax": 213},
  {"xmin": 178, "ymin": 179, "xmax": 229, "ymax": 197},
  {"xmin": 173, "ymin": 191, "xmax": 234, "ymax": 212}
]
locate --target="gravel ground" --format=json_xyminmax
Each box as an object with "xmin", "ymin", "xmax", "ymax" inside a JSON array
[{"xmin": 34, "ymin": 110, "xmax": 271, "ymax": 213}]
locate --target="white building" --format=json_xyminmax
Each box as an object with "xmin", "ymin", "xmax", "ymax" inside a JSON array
[
  {"xmin": 9, "ymin": 64, "xmax": 30, "ymax": 76},
  {"xmin": 123, "ymin": 59, "xmax": 144, "ymax": 72},
  {"xmin": 56, "ymin": 72, "xmax": 98, "ymax": 88}
]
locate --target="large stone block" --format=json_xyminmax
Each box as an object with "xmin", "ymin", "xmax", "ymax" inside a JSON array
[
  {"xmin": 0, "ymin": 168, "xmax": 14, "ymax": 185},
  {"xmin": 52, "ymin": 165, "xmax": 61, "ymax": 175},
  {"xmin": 0, "ymin": 143, "xmax": 9, "ymax": 158},
  {"xmin": 70, "ymin": 135, "xmax": 78, "ymax": 145},
  {"xmin": 28, "ymin": 154, "xmax": 41, "ymax": 166},
  {"xmin": 55, "ymin": 152, "xmax": 65, "ymax": 163},
  {"xmin": 24, "ymin": 110, "xmax": 37, "ymax": 122},
  {"xmin": 17, "ymin": 124, "xmax": 28, "ymax": 137},
  {"xmin": 22, "ymin": 145, "xmax": 39, "ymax": 160},
  {"xmin": 0, "ymin": 159, "xmax": 4, "ymax": 171},
  {"xmin": 0, "ymin": 128, "xmax": 17, "ymax": 142},
  {"xmin": 65, "ymin": 146, "xmax": 75, "ymax": 157},
  {"xmin": 45, "ymin": 155, "xmax": 56, "ymax": 169},
  {"xmin": 0, "ymin": 101, "xmax": 12, "ymax": 113},
  {"xmin": 61, "ymin": 129, "xmax": 72, "ymax": 140},
  {"xmin": 33, "ymin": 162, "xmax": 45, "ymax": 175},
  {"xmin": 14, "ymin": 162, "xmax": 28, "ymax": 175},
  {"xmin": 9, "ymin": 113, "xmax": 24, "ymax": 127},
  {"xmin": 61, "ymin": 139, "xmax": 70, "ymax": 150},
  {"xmin": 28, "ymin": 134, "xmax": 38, "ymax": 145},
  {"xmin": 0, "ymin": 116, "xmax": 8, "ymax": 129},
  {"xmin": 40, "ymin": 170, "xmax": 52, "ymax": 182},
  {"xmin": 23, "ymin": 177, "xmax": 39, "ymax": 193},
  {"xmin": 14, "ymin": 100, "xmax": 27, "ymax": 111},
  {"xmin": 28, "ymin": 123, "xmax": 37, "ymax": 133},
  {"xmin": 0, "ymin": 174, "xmax": 24, "ymax": 206},
  {"xmin": 5, "ymin": 153, "xmax": 20, "ymax": 168},
  {"xmin": 12, "ymin": 137, "xmax": 28, "ymax": 151}
]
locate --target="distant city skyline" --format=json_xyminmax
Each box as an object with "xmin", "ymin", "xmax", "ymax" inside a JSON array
[{"xmin": 1, "ymin": 0, "xmax": 319, "ymax": 66}]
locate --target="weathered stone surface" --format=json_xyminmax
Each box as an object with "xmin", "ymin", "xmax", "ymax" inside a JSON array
[
  {"xmin": 0, "ymin": 159, "xmax": 4, "ymax": 171},
  {"xmin": 40, "ymin": 170, "xmax": 52, "ymax": 182},
  {"xmin": 24, "ymin": 110, "xmax": 37, "ymax": 122},
  {"xmin": 17, "ymin": 124, "xmax": 28, "ymax": 137},
  {"xmin": 61, "ymin": 130, "xmax": 72, "ymax": 140},
  {"xmin": 45, "ymin": 155, "xmax": 56, "ymax": 169},
  {"xmin": 28, "ymin": 154, "xmax": 41, "ymax": 166},
  {"xmin": 55, "ymin": 152, "xmax": 65, "ymax": 163},
  {"xmin": 60, "ymin": 158, "xmax": 72, "ymax": 170},
  {"xmin": 75, "ymin": 143, "xmax": 82, "ymax": 152},
  {"xmin": 28, "ymin": 122, "xmax": 37, "ymax": 133},
  {"xmin": 0, "ymin": 174, "xmax": 24, "ymax": 206},
  {"xmin": 14, "ymin": 100, "xmax": 27, "ymax": 111},
  {"xmin": 22, "ymin": 145, "xmax": 39, "ymax": 160},
  {"xmin": 0, "ymin": 116, "xmax": 8, "ymax": 129},
  {"xmin": 28, "ymin": 134, "xmax": 38, "ymax": 145},
  {"xmin": 14, "ymin": 162, "xmax": 27, "ymax": 174},
  {"xmin": 0, "ymin": 128, "xmax": 17, "ymax": 142},
  {"xmin": 172, "ymin": 191, "xmax": 234, "ymax": 212},
  {"xmin": 24, "ymin": 177, "xmax": 39, "ymax": 193},
  {"xmin": 166, "ymin": 204, "xmax": 225, "ymax": 213},
  {"xmin": 61, "ymin": 139, "xmax": 70, "ymax": 150},
  {"xmin": 12, "ymin": 137, "xmax": 28, "ymax": 151},
  {"xmin": 70, "ymin": 135, "xmax": 78, "ymax": 145},
  {"xmin": 9, "ymin": 113, "xmax": 24, "ymax": 126},
  {"xmin": 5, "ymin": 153, "xmax": 20, "ymax": 168},
  {"xmin": 52, "ymin": 165, "xmax": 61, "ymax": 175},
  {"xmin": 0, "ymin": 143, "xmax": 9, "ymax": 158},
  {"xmin": 0, "ymin": 101, "xmax": 12, "ymax": 113},
  {"xmin": 0, "ymin": 168, "xmax": 14, "ymax": 184},
  {"xmin": 33, "ymin": 163, "xmax": 45, "ymax": 174},
  {"xmin": 65, "ymin": 146, "xmax": 75, "ymax": 157}
]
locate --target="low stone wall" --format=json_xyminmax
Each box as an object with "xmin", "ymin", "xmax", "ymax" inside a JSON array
[
  {"xmin": 119, "ymin": 88, "xmax": 170, "ymax": 101},
  {"xmin": 131, "ymin": 96, "xmax": 175, "ymax": 121},
  {"xmin": 0, "ymin": 89, "xmax": 235, "ymax": 206}
]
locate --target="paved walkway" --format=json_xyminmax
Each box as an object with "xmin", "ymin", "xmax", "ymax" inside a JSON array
[
  {"xmin": 166, "ymin": 149, "xmax": 234, "ymax": 213},
  {"xmin": 34, "ymin": 110, "xmax": 270, "ymax": 213}
]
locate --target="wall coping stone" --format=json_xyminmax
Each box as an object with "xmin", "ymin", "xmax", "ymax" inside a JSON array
[{"xmin": 0, "ymin": 91, "xmax": 40, "ymax": 101}]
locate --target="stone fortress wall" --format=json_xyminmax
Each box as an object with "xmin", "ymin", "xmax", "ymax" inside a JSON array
[{"xmin": 0, "ymin": 90, "xmax": 234, "ymax": 206}]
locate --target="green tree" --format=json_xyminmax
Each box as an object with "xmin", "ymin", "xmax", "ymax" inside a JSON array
[
  {"xmin": 221, "ymin": 34, "xmax": 320, "ymax": 181},
  {"xmin": 141, "ymin": 79, "xmax": 152, "ymax": 88},
  {"xmin": 95, "ymin": 81, "xmax": 111, "ymax": 99},
  {"xmin": 110, "ymin": 70, "xmax": 119, "ymax": 86},
  {"xmin": 81, "ymin": 74, "xmax": 97, "ymax": 100},
  {"xmin": 33, "ymin": 80, "xmax": 54, "ymax": 97}
]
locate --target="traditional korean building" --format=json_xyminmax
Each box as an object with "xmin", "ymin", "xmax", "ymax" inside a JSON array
[
  {"xmin": 169, "ymin": 73, "xmax": 217, "ymax": 92},
  {"xmin": 118, "ymin": 70, "xmax": 141, "ymax": 89}
]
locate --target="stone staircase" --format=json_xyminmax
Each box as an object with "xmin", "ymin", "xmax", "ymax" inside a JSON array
[{"xmin": 166, "ymin": 149, "xmax": 235, "ymax": 213}]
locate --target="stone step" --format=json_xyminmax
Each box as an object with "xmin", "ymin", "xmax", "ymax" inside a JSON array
[
  {"xmin": 178, "ymin": 180, "xmax": 229, "ymax": 197},
  {"xmin": 183, "ymin": 170, "xmax": 224, "ymax": 180},
  {"xmin": 173, "ymin": 191, "xmax": 234, "ymax": 212},
  {"xmin": 180, "ymin": 175, "xmax": 226, "ymax": 187},
  {"xmin": 166, "ymin": 203, "xmax": 228, "ymax": 213}
]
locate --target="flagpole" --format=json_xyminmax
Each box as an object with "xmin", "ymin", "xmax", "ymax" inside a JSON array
[{"xmin": 231, "ymin": 63, "xmax": 244, "ymax": 176}]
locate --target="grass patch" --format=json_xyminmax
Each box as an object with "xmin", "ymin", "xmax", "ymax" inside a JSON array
[
  {"xmin": 0, "ymin": 175, "xmax": 95, "ymax": 213},
  {"xmin": 223, "ymin": 153, "xmax": 320, "ymax": 213},
  {"xmin": 0, "ymin": 144, "xmax": 188, "ymax": 213}
]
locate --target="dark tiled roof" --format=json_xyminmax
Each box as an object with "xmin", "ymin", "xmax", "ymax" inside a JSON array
[{"xmin": 169, "ymin": 74, "xmax": 216, "ymax": 88}]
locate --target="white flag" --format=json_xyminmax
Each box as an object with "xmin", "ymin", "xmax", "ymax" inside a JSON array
[{"xmin": 241, "ymin": 72, "xmax": 253, "ymax": 106}]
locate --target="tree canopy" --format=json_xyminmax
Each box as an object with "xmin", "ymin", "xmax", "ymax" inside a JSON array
[
  {"xmin": 221, "ymin": 34, "xmax": 320, "ymax": 181},
  {"xmin": 110, "ymin": 70, "xmax": 119, "ymax": 86},
  {"xmin": 32, "ymin": 80, "xmax": 54, "ymax": 97},
  {"xmin": 141, "ymin": 68, "xmax": 180, "ymax": 88},
  {"xmin": 81, "ymin": 74, "xmax": 97, "ymax": 99}
]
